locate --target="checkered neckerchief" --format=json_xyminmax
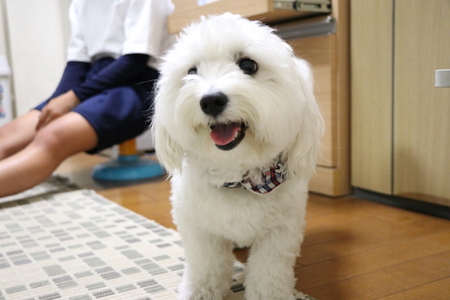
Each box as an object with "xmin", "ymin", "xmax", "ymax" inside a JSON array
[{"xmin": 223, "ymin": 160, "xmax": 287, "ymax": 194}]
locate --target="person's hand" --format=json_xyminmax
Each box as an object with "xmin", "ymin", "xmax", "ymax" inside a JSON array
[{"xmin": 36, "ymin": 90, "xmax": 80, "ymax": 130}]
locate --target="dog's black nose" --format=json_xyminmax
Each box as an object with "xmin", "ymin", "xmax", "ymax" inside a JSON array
[{"xmin": 200, "ymin": 92, "xmax": 228, "ymax": 117}]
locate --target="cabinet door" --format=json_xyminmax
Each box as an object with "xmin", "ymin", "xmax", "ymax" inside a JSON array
[
  {"xmin": 394, "ymin": 0, "xmax": 450, "ymax": 205},
  {"xmin": 351, "ymin": 0, "xmax": 394, "ymax": 194}
]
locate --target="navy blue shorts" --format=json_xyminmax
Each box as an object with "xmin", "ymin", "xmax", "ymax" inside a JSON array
[{"xmin": 35, "ymin": 58, "xmax": 158, "ymax": 153}]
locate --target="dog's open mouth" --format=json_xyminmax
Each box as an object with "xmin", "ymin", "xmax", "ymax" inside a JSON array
[{"xmin": 210, "ymin": 122, "xmax": 247, "ymax": 151}]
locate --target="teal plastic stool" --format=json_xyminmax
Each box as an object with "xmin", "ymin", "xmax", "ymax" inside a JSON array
[{"xmin": 92, "ymin": 139, "xmax": 164, "ymax": 181}]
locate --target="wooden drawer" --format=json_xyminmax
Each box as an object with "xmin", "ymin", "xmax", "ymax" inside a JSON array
[
  {"xmin": 287, "ymin": 34, "xmax": 335, "ymax": 167},
  {"xmin": 169, "ymin": 0, "xmax": 326, "ymax": 33},
  {"xmin": 276, "ymin": 13, "xmax": 350, "ymax": 196}
]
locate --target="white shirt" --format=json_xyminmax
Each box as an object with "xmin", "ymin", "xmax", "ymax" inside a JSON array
[{"xmin": 67, "ymin": 0, "xmax": 174, "ymax": 66}]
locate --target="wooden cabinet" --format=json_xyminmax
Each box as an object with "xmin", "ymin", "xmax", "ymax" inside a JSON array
[
  {"xmin": 168, "ymin": 0, "xmax": 326, "ymax": 33},
  {"xmin": 168, "ymin": 0, "xmax": 351, "ymax": 196},
  {"xmin": 351, "ymin": 0, "xmax": 450, "ymax": 206}
]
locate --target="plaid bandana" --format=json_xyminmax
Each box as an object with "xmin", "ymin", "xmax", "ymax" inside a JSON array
[{"xmin": 223, "ymin": 159, "xmax": 287, "ymax": 194}]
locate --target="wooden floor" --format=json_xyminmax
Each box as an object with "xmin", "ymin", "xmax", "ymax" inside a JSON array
[{"xmin": 56, "ymin": 153, "xmax": 450, "ymax": 300}]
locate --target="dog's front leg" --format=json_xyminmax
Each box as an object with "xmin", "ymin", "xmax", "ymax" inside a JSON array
[
  {"xmin": 244, "ymin": 228, "xmax": 303, "ymax": 300},
  {"xmin": 178, "ymin": 226, "xmax": 235, "ymax": 300}
]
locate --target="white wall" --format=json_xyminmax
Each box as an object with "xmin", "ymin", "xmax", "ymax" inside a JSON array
[
  {"xmin": 0, "ymin": 0, "xmax": 12, "ymax": 126},
  {"xmin": 0, "ymin": 0, "xmax": 8, "ymax": 57},
  {"xmin": 5, "ymin": 0, "xmax": 70, "ymax": 116}
]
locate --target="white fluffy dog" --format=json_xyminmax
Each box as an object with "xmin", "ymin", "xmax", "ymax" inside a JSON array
[{"xmin": 152, "ymin": 13, "xmax": 323, "ymax": 300}]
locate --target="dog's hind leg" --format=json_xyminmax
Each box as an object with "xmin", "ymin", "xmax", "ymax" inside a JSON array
[{"xmin": 177, "ymin": 226, "xmax": 235, "ymax": 300}]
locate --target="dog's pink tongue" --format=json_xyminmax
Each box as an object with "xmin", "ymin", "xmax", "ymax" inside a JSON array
[{"xmin": 211, "ymin": 123, "xmax": 241, "ymax": 145}]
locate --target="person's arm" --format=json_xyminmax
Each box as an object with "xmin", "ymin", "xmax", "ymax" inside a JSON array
[
  {"xmin": 48, "ymin": 61, "xmax": 91, "ymax": 99},
  {"xmin": 36, "ymin": 53, "xmax": 149, "ymax": 129},
  {"xmin": 66, "ymin": 0, "xmax": 90, "ymax": 62},
  {"xmin": 36, "ymin": 90, "xmax": 81, "ymax": 130},
  {"xmin": 35, "ymin": 61, "xmax": 90, "ymax": 130},
  {"xmin": 71, "ymin": 53, "xmax": 150, "ymax": 101},
  {"xmin": 71, "ymin": 0, "xmax": 172, "ymax": 101}
]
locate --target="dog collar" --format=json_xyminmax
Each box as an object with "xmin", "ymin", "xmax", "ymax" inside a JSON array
[{"xmin": 223, "ymin": 158, "xmax": 287, "ymax": 195}]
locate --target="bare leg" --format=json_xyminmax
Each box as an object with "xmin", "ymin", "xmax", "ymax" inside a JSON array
[
  {"xmin": 0, "ymin": 110, "xmax": 41, "ymax": 160},
  {"xmin": 0, "ymin": 112, "xmax": 98, "ymax": 196}
]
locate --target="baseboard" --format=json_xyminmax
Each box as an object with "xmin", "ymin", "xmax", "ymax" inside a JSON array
[{"xmin": 354, "ymin": 188, "xmax": 450, "ymax": 220}]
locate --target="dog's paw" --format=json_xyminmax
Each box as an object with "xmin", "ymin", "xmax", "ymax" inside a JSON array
[
  {"xmin": 244, "ymin": 289, "xmax": 297, "ymax": 300},
  {"xmin": 245, "ymin": 293, "xmax": 296, "ymax": 300},
  {"xmin": 178, "ymin": 286, "xmax": 227, "ymax": 300},
  {"xmin": 294, "ymin": 290, "xmax": 316, "ymax": 300}
]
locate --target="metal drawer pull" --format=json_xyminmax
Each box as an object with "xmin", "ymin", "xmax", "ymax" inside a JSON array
[
  {"xmin": 275, "ymin": 0, "xmax": 332, "ymax": 13},
  {"xmin": 435, "ymin": 69, "xmax": 450, "ymax": 88}
]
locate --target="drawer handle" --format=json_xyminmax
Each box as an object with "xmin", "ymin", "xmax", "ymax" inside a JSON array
[
  {"xmin": 435, "ymin": 69, "xmax": 450, "ymax": 88},
  {"xmin": 274, "ymin": 0, "xmax": 332, "ymax": 13}
]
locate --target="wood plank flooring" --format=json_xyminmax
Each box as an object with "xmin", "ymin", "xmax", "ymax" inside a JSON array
[{"xmin": 56, "ymin": 153, "xmax": 450, "ymax": 300}]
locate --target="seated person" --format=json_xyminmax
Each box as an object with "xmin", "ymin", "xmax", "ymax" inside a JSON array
[{"xmin": 0, "ymin": 0, "xmax": 174, "ymax": 196}]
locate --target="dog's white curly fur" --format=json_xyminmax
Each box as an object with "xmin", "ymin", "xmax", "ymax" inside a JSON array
[{"xmin": 152, "ymin": 13, "xmax": 323, "ymax": 300}]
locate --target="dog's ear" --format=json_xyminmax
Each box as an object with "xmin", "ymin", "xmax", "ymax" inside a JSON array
[
  {"xmin": 152, "ymin": 120, "xmax": 184, "ymax": 175},
  {"xmin": 284, "ymin": 57, "xmax": 324, "ymax": 181}
]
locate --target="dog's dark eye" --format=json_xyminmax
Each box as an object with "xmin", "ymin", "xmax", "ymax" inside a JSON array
[
  {"xmin": 188, "ymin": 67, "xmax": 197, "ymax": 75},
  {"xmin": 238, "ymin": 58, "xmax": 258, "ymax": 75}
]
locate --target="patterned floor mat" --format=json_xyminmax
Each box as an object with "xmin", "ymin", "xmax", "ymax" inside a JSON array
[
  {"xmin": 0, "ymin": 189, "xmax": 314, "ymax": 300},
  {"xmin": 0, "ymin": 176, "xmax": 78, "ymax": 204}
]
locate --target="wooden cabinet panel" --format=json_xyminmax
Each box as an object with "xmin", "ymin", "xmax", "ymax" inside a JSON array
[
  {"xmin": 393, "ymin": 0, "xmax": 450, "ymax": 204},
  {"xmin": 351, "ymin": 0, "xmax": 450, "ymax": 206},
  {"xmin": 289, "ymin": 35, "xmax": 336, "ymax": 167},
  {"xmin": 169, "ymin": 0, "xmax": 315, "ymax": 33},
  {"xmin": 351, "ymin": 0, "xmax": 394, "ymax": 194},
  {"xmin": 286, "ymin": 30, "xmax": 350, "ymax": 196},
  {"xmin": 289, "ymin": 34, "xmax": 351, "ymax": 196}
]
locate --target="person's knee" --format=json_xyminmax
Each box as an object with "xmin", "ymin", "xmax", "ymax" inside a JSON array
[
  {"xmin": 0, "ymin": 110, "xmax": 40, "ymax": 159},
  {"xmin": 0, "ymin": 149, "xmax": 8, "ymax": 160},
  {"xmin": 0, "ymin": 137, "xmax": 7, "ymax": 160},
  {"xmin": 0, "ymin": 126, "xmax": 18, "ymax": 159},
  {"xmin": 31, "ymin": 115, "xmax": 97, "ymax": 161},
  {"xmin": 32, "ymin": 126, "xmax": 71, "ymax": 161}
]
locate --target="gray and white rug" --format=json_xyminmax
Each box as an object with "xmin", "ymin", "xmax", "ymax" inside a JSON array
[
  {"xmin": 0, "ymin": 176, "xmax": 78, "ymax": 204},
  {"xmin": 0, "ymin": 189, "xmax": 314, "ymax": 300}
]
